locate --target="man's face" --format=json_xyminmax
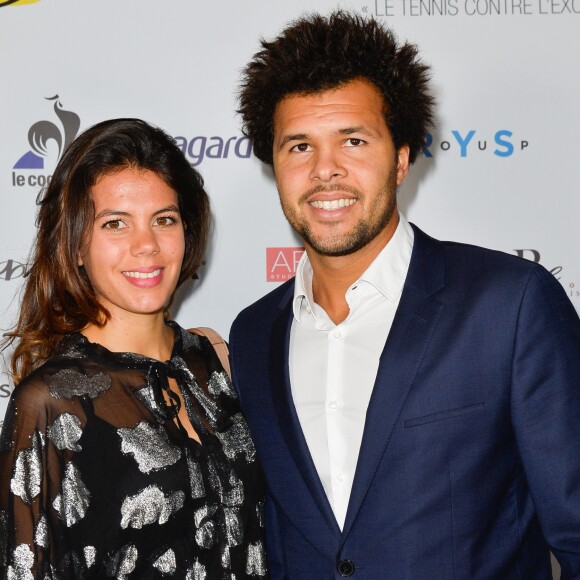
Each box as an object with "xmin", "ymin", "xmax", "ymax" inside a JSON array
[{"xmin": 272, "ymin": 79, "xmax": 410, "ymax": 257}]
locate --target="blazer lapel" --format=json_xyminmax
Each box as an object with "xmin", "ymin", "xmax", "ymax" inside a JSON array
[
  {"xmin": 269, "ymin": 291, "xmax": 341, "ymax": 539},
  {"xmin": 341, "ymin": 226, "xmax": 446, "ymax": 540}
]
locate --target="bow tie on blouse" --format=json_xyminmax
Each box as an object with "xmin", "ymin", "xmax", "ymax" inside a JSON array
[{"xmin": 144, "ymin": 355, "xmax": 223, "ymax": 437}]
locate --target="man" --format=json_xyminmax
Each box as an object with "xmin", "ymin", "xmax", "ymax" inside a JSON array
[{"xmin": 230, "ymin": 11, "xmax": 580, "ymax": 579}]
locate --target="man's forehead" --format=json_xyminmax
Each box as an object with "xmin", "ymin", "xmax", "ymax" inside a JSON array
[
  {"xmin": 277, "ymin": 78, "xmax": 384, "ymax": 110},
  {"xmin": 273, "ymin": 79, "xmax": 387, "ymax": 134}
]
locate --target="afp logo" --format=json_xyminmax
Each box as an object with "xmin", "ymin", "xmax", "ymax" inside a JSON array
[
  {"xmin": 12, "ymin": 95, "xmax": 80, "ymax": 188},
  {"xmin": 424, "ymin": 130, "xmax": 528, "ymax": 158},
  {"xmin": 266, "ymin": 247, "xmax": 305, "ymax": 282}
]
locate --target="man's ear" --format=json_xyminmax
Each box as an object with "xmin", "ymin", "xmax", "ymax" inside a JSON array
[{"xmin": 396, "ymin": 145, "xmax": 411, "ymax": 185}]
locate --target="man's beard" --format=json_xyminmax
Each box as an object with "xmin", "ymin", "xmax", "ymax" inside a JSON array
[{"xmin": 279, "ymin": 167, "xmax": 398, "ymax": 257}]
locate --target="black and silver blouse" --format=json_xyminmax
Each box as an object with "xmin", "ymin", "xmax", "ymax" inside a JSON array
[{"xmin": 0, "ymin": 322, "xmax": 268, "ymax": 579}]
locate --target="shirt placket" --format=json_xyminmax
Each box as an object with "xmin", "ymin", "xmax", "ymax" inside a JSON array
[{"xmin": 325, "ymin": 323, "xmax": 350, "ymax": 529}]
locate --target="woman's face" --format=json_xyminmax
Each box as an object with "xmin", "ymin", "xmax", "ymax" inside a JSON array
[{"xmin": 78, "ymin": 167, "xmax": 185, "ymax": 322}]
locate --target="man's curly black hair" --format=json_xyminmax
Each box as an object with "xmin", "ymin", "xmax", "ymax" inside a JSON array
[{"xmin": 238, "ymin": 10, "xmax": 435, "ymax": 166}]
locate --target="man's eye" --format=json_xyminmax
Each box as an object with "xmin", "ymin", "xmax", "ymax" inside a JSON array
[
  {"xmin": 345, "ymin": 138, "xmax": 365, "ymax": 147},
  {"xmin": 290, "ymin": 143, "xmax": 311, "ymax": 152}
]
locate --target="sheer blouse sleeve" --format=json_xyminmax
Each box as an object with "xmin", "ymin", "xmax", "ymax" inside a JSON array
[{"xmin": 0, "ymin": 374, "xmax": 80, "ymax": 578}]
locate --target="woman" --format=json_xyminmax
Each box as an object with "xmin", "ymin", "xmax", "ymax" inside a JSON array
[{"xmin": 0, "ymin": 119, "xmax": 268, "ymax": 578}]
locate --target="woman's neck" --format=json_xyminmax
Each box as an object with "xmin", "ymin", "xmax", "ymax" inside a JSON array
[{"xmin": 81, "ymin": 312, "xmax": 174, "ymax": 361}]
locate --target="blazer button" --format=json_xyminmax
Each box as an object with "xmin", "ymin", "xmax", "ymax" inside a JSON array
[{"xmin": 337, "ymin": 559, "xmax": 355, "ymax": 576}]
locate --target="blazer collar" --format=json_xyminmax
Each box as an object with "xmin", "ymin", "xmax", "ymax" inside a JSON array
[
  {"xmin": 340, "ymin": 224, "xmax": 446, "ymax": 542},
  {"xmin": 271, "ymin": 289, "xmax": 342, "ymax": 539}
]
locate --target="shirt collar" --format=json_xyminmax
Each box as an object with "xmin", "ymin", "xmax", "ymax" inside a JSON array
[
  {"xmin": 292, "ymin": 213, "xmax": 414, "ymax": 322},
  {"xmin": 358, "ymin": 213, "xmax": 414, "ymax": 301},
  {"xmin": 293, "ymin": 251, "xmax": 315, "ymax": 322}
]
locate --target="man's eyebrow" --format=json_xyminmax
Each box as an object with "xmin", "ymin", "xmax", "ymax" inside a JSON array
[
  {"xmin": 339, "ymin": 126, "xmax": 373, "ymax": 136},
  {"xmin": 278, "ymin": 133, "xmax": 309, "ymax": 149}
]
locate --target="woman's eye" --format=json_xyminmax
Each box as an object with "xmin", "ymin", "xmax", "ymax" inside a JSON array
[
  {"xmin": 102, "ymin": 220, "xmax": 125, "ymax": 230},
  {"xmin": 155, "ymin": 215, "xmax": 178, "ymax": 227}
]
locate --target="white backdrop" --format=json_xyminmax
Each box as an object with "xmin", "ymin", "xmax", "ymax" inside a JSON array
[{"xmin": 1, "ymin": 3, "xmax": 578, "ymax": 572}]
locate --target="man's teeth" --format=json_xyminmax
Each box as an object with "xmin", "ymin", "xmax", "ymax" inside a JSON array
[
  {"xmin": 310, "ymin": 199, "xmax": 356, "ymax": 210},
  {"xmin": 123, "ymin": 269, "xmax": 161, "ymax": 279}
]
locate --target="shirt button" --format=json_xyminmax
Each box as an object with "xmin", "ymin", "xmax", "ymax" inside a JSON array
[
  {"xmin": 332, "ymin": 330, "xmax": 342, "ymax": 339},
  {"xmin": 329, "ymin": 400, "xmax": 338, "ymax": 409},
  {"xmin": 336, "ymin": 473, "xmax": 344, "ymax": 482},
  {"xmin": 306, "ymin": 306, "xmax": 312, "ymax": 314}
]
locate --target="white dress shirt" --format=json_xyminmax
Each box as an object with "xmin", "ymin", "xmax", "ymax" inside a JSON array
[{"xmin": 289, "ymin": 214, "xmax": 414, "ymax": 530}]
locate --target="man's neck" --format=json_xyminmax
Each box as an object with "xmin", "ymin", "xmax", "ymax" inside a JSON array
[{"xmin": 308, "ymin": 215, "xmax": 399, "ymax": 325}]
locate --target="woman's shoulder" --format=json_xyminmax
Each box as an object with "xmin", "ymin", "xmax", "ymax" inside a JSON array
[
  {"xmin": 176, "ymin": 324, "xmax": 223, "ymax": 367},
  {"xmin": 173, "ymin": 323, "xmax": 237, "ymax": 403},
  {"xmin": 7, "ymin": 358, "xmax": 74, "ymax": 423},
  {"xmin": 12, "ymin": 335, "xmax": 111, "ymax": 406}
]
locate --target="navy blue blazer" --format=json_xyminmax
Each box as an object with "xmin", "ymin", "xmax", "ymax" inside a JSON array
[{"xmin": 229, "ymin": 226, "xmax": 580, "ymax": 579}]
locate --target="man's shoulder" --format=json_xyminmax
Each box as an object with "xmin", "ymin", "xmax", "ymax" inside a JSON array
[
  {"xmin": 411, "ymin": 225, "xmax": 568, "ymax": 310},
  {"xmin": 414, "ymin": 225, "xmax": 542, "ymax": 279},
  {"xmin": 232, "ymin": 278, "xmax": 295, "ymax": 331}
]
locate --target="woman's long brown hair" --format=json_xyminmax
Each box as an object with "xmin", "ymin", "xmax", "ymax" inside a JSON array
[{"xmin": 3, "ymin": 118, "xmax": 210, "ymax": 384}]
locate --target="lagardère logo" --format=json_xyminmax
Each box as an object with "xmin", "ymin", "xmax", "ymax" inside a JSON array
[
  {"xmin": 173, "ymin": 135, "xmax": 253, "ymax": 167},
  {"xmin": 266, "ymin": 248, "xmax": 305, "ymax": 282},
  {"xmin": 12, "ymin": 95, "xmax": 80, "ymax": 188},
  {"xmin": 424, "ymin": 130, "xmax": 528, "ymax": 158},
  {"xmin": 514, "ymin": 249, "xmax": 578, "ymax": 301},
  {"xmin": 0, "ymin": 259, "xmax": 27, "ymax": 281}
]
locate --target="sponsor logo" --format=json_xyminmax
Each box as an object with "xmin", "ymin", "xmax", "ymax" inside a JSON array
[
  {"xmin": 365, "ymin": 0, "xmax": 579, "ymax": 17},
  {"xmin": 266, "ymin": 247, "xmax": 305, "ymax": 282},
  {"xmin": 0, "ymin": 0, "xmax": 41, "ymax": 7},
  {"xmin": 514, "ymin": 249, "xmax": 578, "ymax": 301},
  {"xmin": 173, "ymin": 135, "xmax": 253, "ymax": 167},
  {"xmin": 0, "ymin": 374, "xmax": 12, "ymax": 398},
  {"xmin": 0, "ymin": 259, "xmax": 28, "ymax": 281},
  {"xmin": 264, "ymin": 246, "xmax": 578, "ymax": 302},
  {"xmin": 12, "ymin": 95, "xmax": 80, "ymax": 187},
  {"xmin": 424, "ymin": 130, "xmax": 528, "ymax": 158}
]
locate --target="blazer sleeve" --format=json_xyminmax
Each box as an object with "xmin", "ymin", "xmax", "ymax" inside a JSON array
[
  {"xmin": 510, "ymin": 265, "xmax": 580, "ymax": 578},
  {"xmin": 264, "ymin": 490, "xmax": 287, "ymax": 579},
  {"xmin": 230, "ymin": 327, "xmax": 287, "ymax": 578}
]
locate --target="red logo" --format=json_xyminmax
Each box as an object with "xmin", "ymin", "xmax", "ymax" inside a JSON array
[{"xmin": 266, "ymin": 247, "xmax": 305, "ymax": 282}]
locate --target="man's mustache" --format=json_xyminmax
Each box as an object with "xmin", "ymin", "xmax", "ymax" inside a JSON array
[{"xmin": 298, "ymin": 184, "xmax": 362, "ymax": 205}]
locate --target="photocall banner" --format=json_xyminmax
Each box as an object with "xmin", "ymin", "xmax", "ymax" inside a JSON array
[{"xmin": 1, "ymin": 0, "xmax": 578, "ymax": 489}]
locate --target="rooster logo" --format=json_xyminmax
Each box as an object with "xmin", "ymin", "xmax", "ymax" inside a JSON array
[{"xmin": 13, "ymin": 96, "xmax": 80, "ymax": 169}]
